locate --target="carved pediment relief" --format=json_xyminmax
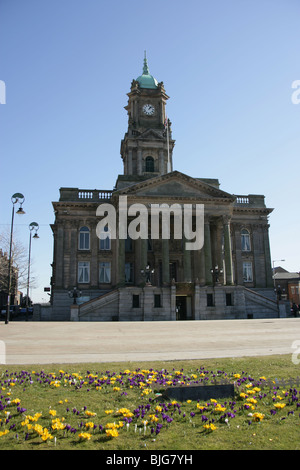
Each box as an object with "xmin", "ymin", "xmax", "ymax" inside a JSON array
[{"xmin": 114, "ymin": 171, "xmax": 235, "ymax": 202}]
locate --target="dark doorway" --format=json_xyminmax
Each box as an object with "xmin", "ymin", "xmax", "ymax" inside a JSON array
[{"xmin": 176, "ymin": 296, "xmax": 187, "ymax": 320}]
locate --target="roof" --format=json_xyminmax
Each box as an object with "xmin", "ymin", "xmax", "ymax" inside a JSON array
[
  {"xmin": 136, "ymin": 53, "xmax": 158, "ymax": 89},
  {"xmin": 273, "ymin": 272, "xmax": 300, "ymax": 280}
]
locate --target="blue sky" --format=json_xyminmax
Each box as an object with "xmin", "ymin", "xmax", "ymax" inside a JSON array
[{"xmin": 1, "ymin": 0, "xmax": 299, "ymax": 303}]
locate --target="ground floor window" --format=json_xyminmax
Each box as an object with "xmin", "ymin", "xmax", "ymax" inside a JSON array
[
  {"xmin": 154, "ymin": 294, "xmax": 162, "ymax": 308},
  {"xmin": 226, "ymin": 293, "xmax": 233, "ymax": 306},
  {"xmin": 243, "ymin": 262, "xmax": 253, "ymax": 282},
  {"xmin": 125, "ymin": 262, "xmax": 134, "ymax": 283},
  {"xmin": 99, "ymin": 262, "xmax": 111, "ymax": 283},
  {"xmin": 132, "ymin": 294, "xmax": 140, "ymax": 308},
  {"xmin": 78, "ymin": 261, "xmax": 90, "ymax": 283},
  {"xmin": 207, "ymin": 293, "xmax": 214, "ymax": 306}
]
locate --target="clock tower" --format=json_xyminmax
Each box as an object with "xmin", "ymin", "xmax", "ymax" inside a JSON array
[{"xmin": 120, "ymin": 54, "xmax": 175, "ymax": 178}]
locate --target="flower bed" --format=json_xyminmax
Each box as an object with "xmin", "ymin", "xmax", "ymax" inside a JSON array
[{"xmin": 0, "ymin": 364, "xmax": 300, "ymax": 449}]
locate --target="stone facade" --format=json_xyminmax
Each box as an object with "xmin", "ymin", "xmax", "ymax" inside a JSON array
[{"xmin": 47, "ymin": 57, "xmax": 277, "ymax": 322}]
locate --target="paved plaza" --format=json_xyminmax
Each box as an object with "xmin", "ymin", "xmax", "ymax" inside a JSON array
[{"xmin": 0, "ymin": 318, "xmax": 299, "ymax": 365}]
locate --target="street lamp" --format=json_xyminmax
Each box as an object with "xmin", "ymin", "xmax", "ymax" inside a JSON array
[
  {"xmin": 26, "ymin": 222, "xmax": 39, "ymax": 320},
  {"xmin": 272, "ymin": 259, "xmax": 285, "ymax": 291},
  {"xmin": 68, "ymin": 287, "xmax": 82, "ymax": 305},
  {"xmin": 210, "ymin": 265, "xmax": 223, "ymax": 285},
  {"xmin": 140, "ymin": 264, "xmax": 155, "ymax": 285},
  {"xmin": 6, "ymin": 193, "xmax": 25, "ymax": 324}
]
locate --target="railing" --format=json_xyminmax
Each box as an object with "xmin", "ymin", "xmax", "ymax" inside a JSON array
[
  {"xmin": 235, "ymin": 196, "xmax": 250, "ymax": 204},
  {"xmin": 234, "ymin": 194, "xmax": 266, "ymax": 208},
  {"xmin": 78, "ymin": 190, "xmax": 113, "ymax": 200},
  {"xmin": 59, "ymin": 188, "xmax": 113, "ymax": 202}
]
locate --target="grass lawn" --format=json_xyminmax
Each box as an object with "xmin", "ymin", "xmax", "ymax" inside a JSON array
[{"xmin": 0, "ymin": 354, "xmax": 300, "ymax": 451}]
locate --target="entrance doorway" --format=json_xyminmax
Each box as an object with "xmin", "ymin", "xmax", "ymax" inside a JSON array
[
  {"xmin": 176, "ymin": 295, "xmax": 187, "ymax": 321},
  {"xmin": 176, "ymin": 296, "xmax": 192, "ymax": 320}
]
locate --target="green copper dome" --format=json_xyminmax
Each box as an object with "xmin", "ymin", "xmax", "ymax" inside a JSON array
[{"xmin": 136, "ymin": 53, "xmax": 158, "ymax": 89}]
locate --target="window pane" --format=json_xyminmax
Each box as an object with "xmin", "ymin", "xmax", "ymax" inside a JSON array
[
  {"xmin": 125, "ymin": 236, "xmax": 132, "ymax": 252},
  {"xmin": 79, "ymin": 227, "xmax": 90, "ymax": 250},
  {"xmin": 154, "ymin": 294, "xmax": 161, "ymax": 308},
  {"xmin": 78, "ymin": 262, "xmax": 90, "ymax": 283},
  {"xmin": 241, "ymin": 229, "xmax": 251, "ymax": 251},
  {"xmin": 99, "ymin": 226, "xmax": 111, "ymax": 250},
  {"xmin": 132, "ymin": 294, "xmax": 140, "ymax": 308},
  {"xmin": 145, "ymin": 156, "xmax": 154, "ymax": 172},
  {"xmin": 125, "ymin": 262, "xmax": 134, "ymax": 283},
  {"xmin": 207, "ymin": 293, "xmax": 214, "ymax": 306},
  {"xmin": 99, "ymin": 262, "xmax": 111, "ymax": 283},
  {"xmin": 243, "ymin": 262, "xmax": 253, "ymax": 282}
]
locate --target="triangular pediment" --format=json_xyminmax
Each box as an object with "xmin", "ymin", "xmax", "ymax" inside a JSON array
[
  {"xmin": 114, "ymin": 171, "xmax": 235, "ymax": 202},
  {"xmin": 136, "ymin": 128, "xmax": 164, "ymax": 140}
]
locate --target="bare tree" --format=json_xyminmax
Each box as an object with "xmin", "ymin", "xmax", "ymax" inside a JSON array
[{"xmin": 0, "ymin": 230, "xmax": 37, "ymax": 297}]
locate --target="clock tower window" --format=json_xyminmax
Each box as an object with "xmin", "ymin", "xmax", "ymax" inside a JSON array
[{"xmin": 145, "ymin": 156, "xmax": 155, "ymax": 172}]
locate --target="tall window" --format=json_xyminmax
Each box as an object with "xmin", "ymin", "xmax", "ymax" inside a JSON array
[
  {"xmin": 145, "ymin": 156, "xmax": 154, "ymax": 172},
  {"xmin": 125, "ymin": 235, "xmax": 133, "ymax": 252},
  {"xmin": 132, "ymin": 294, "xmax": 140, "ymax": 308},
  {"xmin": 78, "ymin": 261, "xmax": 90, "ymax": 283},
  {"xmin": 241, "ymin": 229, "xmax": 251, "ymax": 251},
  {"xmin": 154, "ymin": 294, "xmax": 162, "ymax": 308},
  {"xmin": 99, "ymin": 262, "xmax": 111, "ymax": 283},
  {"xmin": 99, "ymin": 226, "xmax": 111, "ymax": 250},
  {"xmin": 243, "ymin": 262, "xmax": 253, "ymax": 282},
  {"xmin": 79, "ymin": 226, "xmax": 90, "ymax": 250},
  {"xmin": 125, "ymin": 262, "xmax": 134, "ymax": 283}
]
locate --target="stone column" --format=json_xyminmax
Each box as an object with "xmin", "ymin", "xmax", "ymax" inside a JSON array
[
  {"xmin": 69, "ymin": 225, "xmax": 77, "ymax": 288},
  {"xmin": 263, "ymin": 224, "xmax": 273, "ymax": 288},
  {"xmin": 194, "ymin": 280, "xmax": 200, "ymax": 320},
  {"xmin": 252, "ymin": 225, "xmax": 263, "ymax": 287},
  {"xmin": 56, "ymin": 225, "xmax": 64, "ymax": 287},
  {"xmin": 162, "ymin": 238, "xmax": 170, "ymax": 284},
  {"xmin": 223, "ymin": 216, "xmax": 234, "ymax": 285},
  {"xmin": 118, "ymin": 238, "xmax": 125, "ymax": 286},
  {"xmin": 63, "ymin": 227, "xmax": 70, "ymax": 290},
  {"xmin": 159, "ymin": 149, "xmax": 164, "ymax": 175},
  {"xmin": 90, "ymin": 222, "xmax": 98, "ymax": 287},
  {"xmin": 140, "ymin": 238, "xmax": 148, "ymax": 284},
  {"xmin": 204, "ymin": 218, "xmax": 212, "ymax": 285},
  {"xmin": 137, "ymin": 149, "xmax": 142, "ymax": 175},
  {"xmin": 127, "ymin": 149, "xmax": 133, "ymax": 175},
  {"xmin": 170, "ymin": 280, "xmax": 176, "ymax": 320},
  {"xmin": 233, "ymin": 224, "xmax": 243, "ymax": 284},
  {"xmin": 183, "ymin": 236, "xmax": 192, "ymax": 282}
]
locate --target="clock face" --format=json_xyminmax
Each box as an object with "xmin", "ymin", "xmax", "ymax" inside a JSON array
[{"xmin": 143, "ymin": 104, "xmax": 155, "ymax": 116}]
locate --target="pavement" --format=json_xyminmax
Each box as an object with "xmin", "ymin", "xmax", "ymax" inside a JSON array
[{"xmin": 0, "ymin": 318, "xmax": 299, "ymax": 365}]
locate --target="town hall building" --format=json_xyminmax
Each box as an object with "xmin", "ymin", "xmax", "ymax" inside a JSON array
[{"xmin": 47, "ymin": 56, "xmax": 279, "ymax": 321}]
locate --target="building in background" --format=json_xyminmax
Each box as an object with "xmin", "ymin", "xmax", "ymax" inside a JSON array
[
  {"xmin": 45, "ymin": 56, "xmax": 278, "ymax": 322},
  {"xmin": 273, "ymin": 267, "xmax": 300, "ymax": 305}
]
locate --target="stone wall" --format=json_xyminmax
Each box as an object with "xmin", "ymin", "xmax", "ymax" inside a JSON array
[{"xmin": 65, "ymin": 285, "xmax": 279, "ymax": 322}]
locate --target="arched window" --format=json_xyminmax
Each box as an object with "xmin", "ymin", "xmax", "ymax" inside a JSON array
[
  {"xmin": 241, "ymin": 228, "xmax": 251, "ymax": 251},
  {"xmin": 99, "ymin": 225, "xmax": 111, "ymax": 250},
  {"xmin": 79, "ymin": 226, "xmax": 90, "ymax": 250},
  {"xmin": 145, "ymin": 156, "xmax": 154, "ymax": 172}
]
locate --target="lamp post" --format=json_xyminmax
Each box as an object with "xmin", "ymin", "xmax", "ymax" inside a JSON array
[
  {"xmin": 68, "ymin": 287, "xmax": 82, "ymax": 305},
  {"xmin": 26, "ymin": 222, "xmax": 39, "ymax": 320},
  {"xmin": 6, "ymin": 193, "xmax": 25, "ymax": 324},
  {"xmin": 210, "ymin": 265, "xmax": 223, "ymax": 286},
  {"xmin": 140, "ymin": 264, "xmax": 155, "ymax": 285},
  {"xmin": 272, "ymin": 259, "xmax": 285, "ymax": 292}
]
